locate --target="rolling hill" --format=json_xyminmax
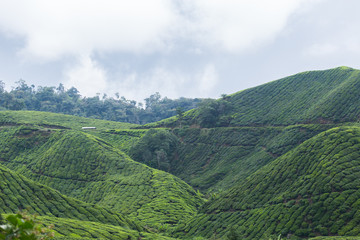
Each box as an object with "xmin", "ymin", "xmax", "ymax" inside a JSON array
[
  {"xmin": 0, "ymin": 163, "xmax": 143, "ymax": 234},
  {"xmin": 149, "ymin": 66, "xmax": 360, "ymax": 128},
  {"xmin": 0, "ymin": 115, "xmax": 203, "ymax": 228},
  {"xmin": 128, "ymin": 124, "xmax": 336, "ymax": 192},
  {"xmin": 176, "ymin": 126, "xmax": 360, "ymax": 239},
  {"xmin": 2, "ymin": 66, "xmax": 360, "ymax": 239}
]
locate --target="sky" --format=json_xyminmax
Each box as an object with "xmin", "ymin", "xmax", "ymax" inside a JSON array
[{"xmin": 0, "ymin": 0, "xmax": 359, "ymax": 103}]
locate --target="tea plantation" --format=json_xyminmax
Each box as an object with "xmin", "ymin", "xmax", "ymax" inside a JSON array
[
  {"xmin": 177, "ymin": 127, "xmax": 360, "ymax": 239},
  {"xmin": 1, "ymin": 67, "xmax": 360, "ymax": 239}
]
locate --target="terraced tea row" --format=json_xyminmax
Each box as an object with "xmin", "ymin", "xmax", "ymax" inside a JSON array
[
  {"xmin": 177, "ymin": 127, "xmax": 360, "ymax": 239},
  {"xmin": 0, "ymin": 164, "xmax": 137, "ymax": 230},
  {"xmin": 0, "ymin": 125, "xmax": 203, "ymax": 228}
]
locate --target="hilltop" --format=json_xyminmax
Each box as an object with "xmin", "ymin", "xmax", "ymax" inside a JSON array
[
  {"xmin": 126, "ymin": 67, "xmax": 360, "ymax": 192},
  {"xmin": 150, "ymin": 66, "xmax": 360, "ymax": 128}
]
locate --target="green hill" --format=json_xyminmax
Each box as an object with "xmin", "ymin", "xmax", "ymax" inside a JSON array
[
  {"xmin": 0, "ymin": 164, "xmax": 137, "ymax": 230},
  {"xmin": 150, "ymin": 66, "xmax": 360, "ymax": 128},
  {"xmin": 0, "ymin": 110, "xmax": 137, "ymax": 130},
  {"xmin": 126, "ymin": 67, "xmax": 360, "ymax": 194},
  {"xmin": 177, "ymin": 126, "xmax": 360, "ymax": 239},
  {"xmin": 2, "ymin": 67, "xmax": 360, "ymax": 239},
  {"xmin": 0, "ymin": 164, "xmax": 181, "ymax": 239},
  {"xmin": 0, "ymin": 122, "xmax": 203, "ymax": 228},
  {"xmin": 37, "ymin": 216, "xmax": 176, "ymax": 240},
  {"xmin": 128, "ymin": 124, "xmax": 335, "ymax": 192}
]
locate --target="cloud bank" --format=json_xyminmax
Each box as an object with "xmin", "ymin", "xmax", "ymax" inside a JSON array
[
  {"xmin": 0, "ymin": 0, "xmax": 315, "ymax": 100},
  {"xmin": 0, "ymin": 0, "xmax": 308, "ymax": 58}
]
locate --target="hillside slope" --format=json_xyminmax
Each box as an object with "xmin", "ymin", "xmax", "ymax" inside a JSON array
[
  {"xmin": 176, "ymin": 126, "xmax": 360, "ymax": 239},
  {"xmin": 128, "ymin": 124, "xmax": 336, "ymax": 192},
  {"xmin": 150, "ymin": 67, "xmax": 360, "ymax": 128},
  {"xmin": 37, "ymin": 216, "xmax": 175, "ymax": 240},
  {"xmin": 0, "ymin": 110, "xmax": 137, "ymax": 130},
  {"xmin": 0, "ymin": 122, "xmax": 203, "ymax": 227},
  {"xmin": 0, "ymin": 164, "xmax": 137, "ymax": 230}
]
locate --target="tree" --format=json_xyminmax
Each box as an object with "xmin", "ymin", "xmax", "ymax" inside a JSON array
[
  {"xmin": 144, "ymin": 92, "xmax": 161, "ymax": 110},
  {"xmin": 176, "ymin": 107, "xmax": 185, "ymax": 128},
  {"xmin": 56, "ymin": 83, "xmax": 65, "ymax": 94},
  {"xmin": 66, "ymin": 87, "xmax": 80, "ymax": 101},
  {"xmin": 129, "ymin": 129, "xmax": 179, "ymax": 172},
  {"xmin": 0, "ymin": 80, "xmax": 5, "ymax": 93}
]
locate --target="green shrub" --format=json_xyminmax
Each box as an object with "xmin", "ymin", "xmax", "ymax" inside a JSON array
[{"xmin": 0, "ymin": 211, "xmax": 54, "ymax": 240}]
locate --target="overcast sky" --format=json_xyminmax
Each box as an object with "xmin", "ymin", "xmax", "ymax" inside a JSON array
[{"xmin": 0, "ymin": 0, "xmax": 359, "ymax": 102}]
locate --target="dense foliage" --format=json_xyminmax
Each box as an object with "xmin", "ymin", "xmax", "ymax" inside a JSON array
[
  {"xmin": 0, "ymin": 80, "xmax": 204, "ymax": 124},
  {"xmin": 0, "ymin": 211, "xmax": 54, "ymax": 240},
  {"xmin": 129, "ymin": 129, "xmax": 179, "ymax": 171}
]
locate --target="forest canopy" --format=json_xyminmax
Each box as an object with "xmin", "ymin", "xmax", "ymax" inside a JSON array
[{"xmin": 0, "ymin": 80, "xmax": 206, "ymax": 124}]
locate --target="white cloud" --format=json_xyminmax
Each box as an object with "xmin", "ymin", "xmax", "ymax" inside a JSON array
[
  {"xmin": 0, "ymin": 0, "xmax": 310, "ymax": 60},
  {"xmin": 108, "ymin": 68, "xmax": 186, "ymax": 102},
  {"xmin": 304, "ymin": 37, "xmax": 360, "ymax": 57},
  {"xmin": 63, "ymin": 55, "xmax": 108, "ymax": 96},
  {"xmin": 92, "ymin": 64, "xmax": 218, "ymax": 103},
  {"xmin": 197, "ymin": 64, "xmax": 218, "ymax": 95},
  {"xmin": 0, "ymin": 0, "xmax": 323, "ymax": 100},
  {"xmin": 304, "ymin": 43, "xmax": 338, "ymax": 56},
  {"xmin": 178, "ymin": 0, "xmax": 309, "ymax": 52},
  {"xmin": 0, "ymin": 0, "xmax": 176, "ymax": 60}
]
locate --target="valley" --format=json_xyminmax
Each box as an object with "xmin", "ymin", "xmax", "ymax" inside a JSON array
[{"xmin": 1, "ymin": 67, "xmax": 360, "ymax": 239}]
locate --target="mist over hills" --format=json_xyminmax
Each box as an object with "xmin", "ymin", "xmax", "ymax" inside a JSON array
[{"xmin": 1, "ymin": 66, "xmax": 360, "ymax": 239}]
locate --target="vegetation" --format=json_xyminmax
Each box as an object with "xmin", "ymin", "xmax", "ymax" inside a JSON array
[
  {"xmin": 0, "ymin": 110, "xmax": 136, "ymax": 130},
  {"xmin": 150, "ymin": 66, "xmax": 360, "ymax": 128},
  {"xmin": 36, "ymin": 216, "xmax": 176, "ymax": 240},
  {"xmin": 130, "ymin": 124, "xmax": 335, "ymax": 192},
  {"xmin": 0, "ymin": 211, "xmax": 54, "ymax": 240},
  {"xmin": 0, "ymin": 164, "xmax": 138, "ymax": 229},
  {"xmin": 1, "ymin": 67, "xmax": 360, "ymax": 239},
  {"xmin": 129, "ymin": 129, "xmax": 179, "ymax": 171},
  {"xmin": 177, "ymin": 126, "xmax": 360, "ymax": 239},
  {"xmin": 0, "ymin": 123, "xmax": 203, "ymax": 228},
  {"xmin": 0, "ymin": 80, "xmax": 204, "ymax": 124}
]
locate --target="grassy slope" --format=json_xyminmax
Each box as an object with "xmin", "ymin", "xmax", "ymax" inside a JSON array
[
  {"xmin": 0, "ymin": 110, "xmax": 136, "ymax": 130},
  {"xmin": 124, "ymin": 124, "xmax": 336, "ymax": 192},
  {"xmin": 0, "ymin": 164, "xmax": 137, "ymax": 230},
  {"xmin": 2, "ymin": 67, "xmax": 360, "ymax": 239},
  {"xmin": 228, "ymin": 67, "xmax": 360, "ymax": 126},
  {"xmin": 124, "ymin": 67, "xmax": 360, "ymax": 194},
  {"xmin": 168, "ymin": 124, "xmax": 335, "ymax": 192},
  {"xmin": 0, "ymin": 164, "xmax": 180, "ymax": 239},
  {"xmin": 177, "ymin": 126, "xmax": 360, "ymax": 239},
  {"xmin": 93, "ymin": 129, "xmax": 148, "ymax": 153},
  {"xmin": 150, "ymin": 67, "xmax": 360, "ymax": 128},
  {"xmin": 38, "ymin": 216, "xmax": 176, "ymax": 240},
  {"xmin": 0, "ymin": 122, "xmax": 203, "ymax": 227}
]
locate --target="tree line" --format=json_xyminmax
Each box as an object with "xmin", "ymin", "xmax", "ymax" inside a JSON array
[{"xmin": 0, "ymin": 80, "xmax": 205, "ymax": 124}]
